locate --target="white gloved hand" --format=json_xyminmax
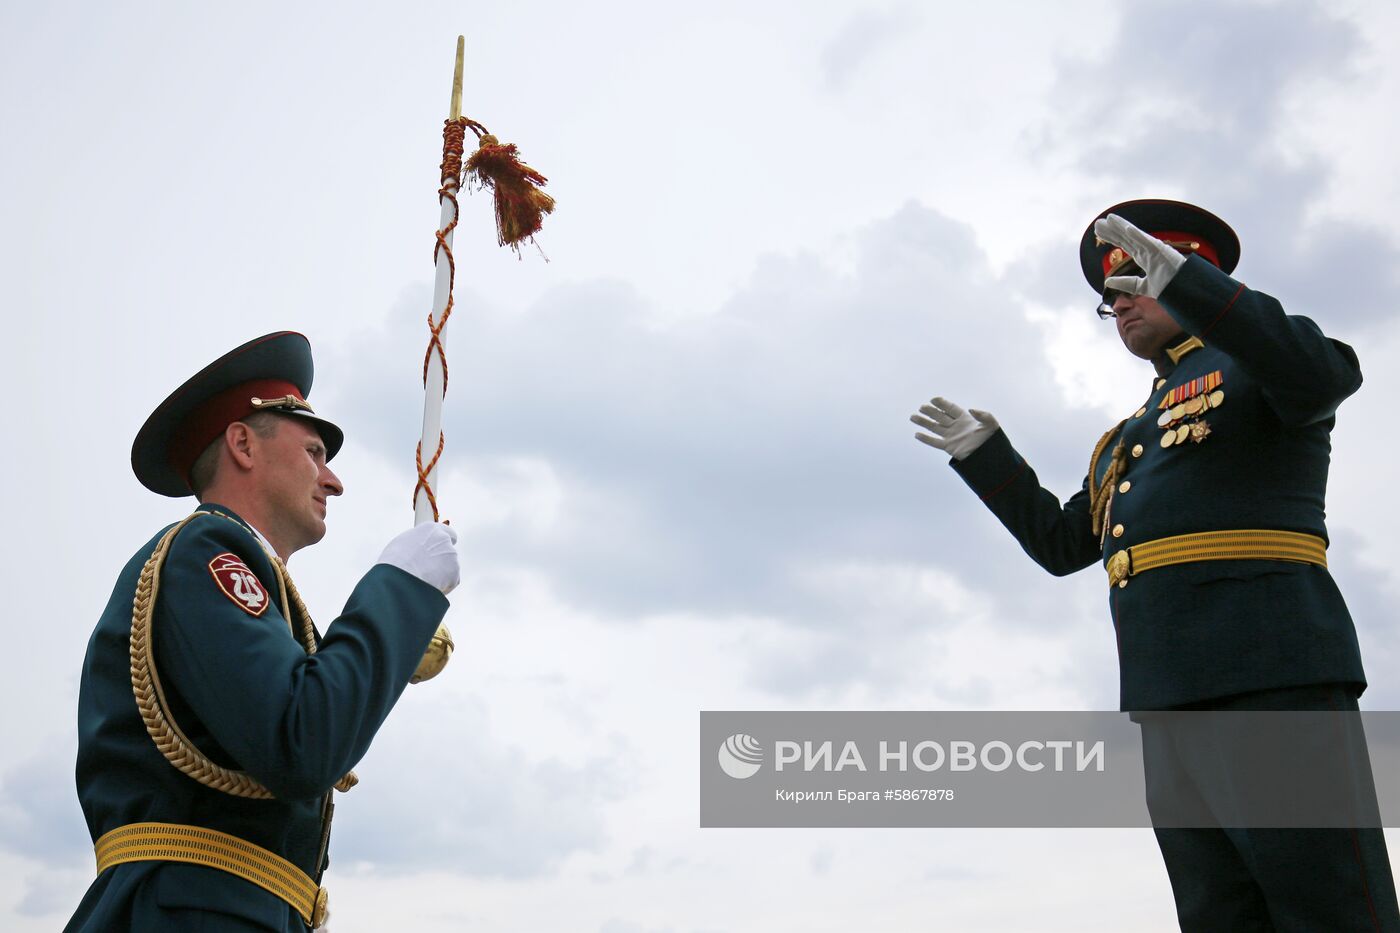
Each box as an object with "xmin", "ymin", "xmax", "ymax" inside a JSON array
[
  {"xmin": 1095, "ymin": 213, "xmax": 1186, "ymax": 299},
  {"xmin": 377, "ymin": 522, "xmax": 460, "ymax": 595},
  {"xmin": 910, "ymin": 397, "xmax": 1000, "ymax": 460}
]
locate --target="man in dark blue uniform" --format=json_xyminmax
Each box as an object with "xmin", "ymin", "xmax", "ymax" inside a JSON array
[
  {"xmin": 911, "ymin": 200, "xmax": 1398, "ymax": 930},
  {"xmin": 66, "ymin": 331, "xmax": 459, "ymax": 931}
]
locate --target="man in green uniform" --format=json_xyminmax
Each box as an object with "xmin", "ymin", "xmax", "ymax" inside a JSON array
[
  {"xmin": 66, "ymin": 331, "xmax": 458, "ymax": 931},
  {"xmin": 911, "ymin": 200, "xmax": 1398, "ymax": 930}
]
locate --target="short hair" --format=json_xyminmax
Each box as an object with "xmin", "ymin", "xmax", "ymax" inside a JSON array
[{"xmin": 190, "ymin": 412, "xmax": 284, "ymax": 498}]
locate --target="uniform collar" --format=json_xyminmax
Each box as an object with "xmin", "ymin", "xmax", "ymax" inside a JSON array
[
  {"xmin": 198, "ymin": 502, "xmax": 278, "ymax": 561},
  {"xmin": 1166, "ymin": 335, "xmax": 1204, "ymax": 364},
  {"xmin": 1153, "ymin": 334, "xmax": 1205, "ymax": 377}
]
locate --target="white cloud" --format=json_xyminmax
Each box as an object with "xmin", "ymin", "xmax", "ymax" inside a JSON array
[{"xmin": 820, "ymin": 6, "xmax": 920, "ymax": 91}]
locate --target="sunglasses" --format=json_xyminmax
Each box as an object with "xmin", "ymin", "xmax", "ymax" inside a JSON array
[{"xmin": 1095, "ymin": 261, "xmax": 1144, "ymax": 319}]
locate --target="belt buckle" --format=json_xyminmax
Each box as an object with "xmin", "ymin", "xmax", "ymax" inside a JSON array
[
  {"xmin": 312, "ymin": 887, "xmax": 330, "ymax": 928},
  {"xmin": 1106, "ymin": 550, "xmax": 1131, "ymax": 588}
]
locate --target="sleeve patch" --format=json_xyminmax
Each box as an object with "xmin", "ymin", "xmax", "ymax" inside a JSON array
[{"xmin": 208, "ymin": 552, "xmax": 272, "ymax": 617}]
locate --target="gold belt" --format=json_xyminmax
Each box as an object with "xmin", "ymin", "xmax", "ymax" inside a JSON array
[
  {"xmin": 1106, "ymin": 529, "xmax": 1327, "ymax": 589},
  {"xmin": 94, "ymin": 822, "xmax": 328, "ymax": 927}
]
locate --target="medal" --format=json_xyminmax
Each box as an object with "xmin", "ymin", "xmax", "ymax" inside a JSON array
[
  {"xmin": 1156, "ymin": 371, "xmax": 1223, "ymax": 448},
  {"xmin": 1160, "ymin": 370, "xmax": 1223, "ymax": 409}
]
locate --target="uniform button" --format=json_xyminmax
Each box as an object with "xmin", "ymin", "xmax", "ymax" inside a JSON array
[
  {"xmin": 1118, "ymin": 480, "xmax": 1131, "ymax": 493},
  {"xmin": 1112, "ymin": 524, "xmax": 1124, "ymax": 538},
  {"xmin": 1118, "ymin": 579, "xmax": 1128, "ymax": 588},
  {"xmin": 1134, "ymin": 407, "xmax": 1147, "ymax": 418},
  {"xmin": 1155, "ymin": 379, "xmax": 1166, "ymax": 390},
  {"xmin": 1131, "ymin": 444, "xmax": 1144, "ymax": 458}
]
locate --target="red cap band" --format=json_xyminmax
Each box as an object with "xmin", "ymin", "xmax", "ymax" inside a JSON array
[
  {"xmin": 1102, "ymin": 230, "xmax": 1221, "ymax": 279},
  {"xmin": 167, "ymin": 378, "xmax": 303, "ymax": 483}
]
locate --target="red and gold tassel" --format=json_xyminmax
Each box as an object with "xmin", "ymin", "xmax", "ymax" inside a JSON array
[{"xmin": 465, "ymin": 132, "xmax": 555, "ymax": 251}]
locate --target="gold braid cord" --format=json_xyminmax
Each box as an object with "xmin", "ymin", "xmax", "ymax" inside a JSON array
[
  {"xmin": 1089, "ymin": 419, "xmax": 1129, "ymax": 542},
  {"xmin": 130, "ymin": 511, "xmax": 358, "ymax": 799}
]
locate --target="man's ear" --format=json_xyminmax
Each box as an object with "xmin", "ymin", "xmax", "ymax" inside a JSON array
[{"xmin": 225, "ymin": 421, "xmax": 257, "ymax": 472}]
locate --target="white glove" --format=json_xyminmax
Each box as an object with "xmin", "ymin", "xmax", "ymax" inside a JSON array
[
  {"xmin": 377, "ymin": 522, "xmax": 460, "ymax": 595},
  {"xmin": 1095, "ymin": 213, "xmax": 1186, "ymax": 299},
  {"xmin": 910, "ymin": 397, "xmax": 999, "ymax": 460}
]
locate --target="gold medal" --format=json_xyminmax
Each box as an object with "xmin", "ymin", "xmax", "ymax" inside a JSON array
[
  {"xmin": 1160, "ymin": 430, "xmax": 1177, "ymax": 448},
  {"xmin": 1209, "ymin": 389, "xmax": 1224, "ymax": 408},
  {"xmin": 1175, "ymin": 424, "xmax": 1190, "ymax": 444},
  {"xmin": 1189, "ymin": 420, "xmax": 1212, "ymax": 443},
  {"xmin": 1170, "ymin": 403, "xmax": 1186, "ymax": 421},
  {"xmin": 1184, "ymin": 396, "xmax": 1205, "ymax": 416}
]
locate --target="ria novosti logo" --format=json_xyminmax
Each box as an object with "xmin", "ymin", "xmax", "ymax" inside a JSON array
[{"xmin": 718, "ymin": 734, "xmax": 763, "ymax": 779}]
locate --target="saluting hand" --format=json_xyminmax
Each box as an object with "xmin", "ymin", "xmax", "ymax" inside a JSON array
[
  {"xmin": 377, "ymin": 522, "xmax": 461, "ymax": 595},
  {"xmin": 910, "ymin": 397, "xmax": 999, "ymax": 460},
  {"xmin": 1095, "ymin": 213, "xmax": 1187, "ymax": 300}
]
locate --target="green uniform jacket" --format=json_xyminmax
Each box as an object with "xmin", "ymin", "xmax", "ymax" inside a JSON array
[
  {"xmin": 951, "ymin": 256, "xmax": 1367, "ymax": 710},
  {"xmin": 67, "ymin": 505, "xmax": 448, "ymax": 931}
]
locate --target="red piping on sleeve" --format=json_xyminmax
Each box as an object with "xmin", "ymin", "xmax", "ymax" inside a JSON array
[
  {"xmin": 1201, "ymin": 283, "xmax": 1246, "ymax": 338},
  {"xmin": 979, "ymin": 460, "xmax": 1027, "ymax": 502}
]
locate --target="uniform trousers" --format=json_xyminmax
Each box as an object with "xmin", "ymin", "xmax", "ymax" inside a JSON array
[{"xmin": 1139, "ymin": 684, "xmax": 1398, "ymax": 932}]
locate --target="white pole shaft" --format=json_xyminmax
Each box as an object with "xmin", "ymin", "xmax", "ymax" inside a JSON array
[{"xmin": 414, "ymin": 182, "xmax": 459, "ymax": 526}]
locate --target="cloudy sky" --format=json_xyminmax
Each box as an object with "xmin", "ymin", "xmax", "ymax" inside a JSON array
[{"xmin": 4, "ymin": 1, "xmax": 1400, "ymax": 930}]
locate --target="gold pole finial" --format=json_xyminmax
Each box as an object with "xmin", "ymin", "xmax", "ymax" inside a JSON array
[{"xmin": 449, "ymin": 35, "xmax": 464, "ymax": 121}]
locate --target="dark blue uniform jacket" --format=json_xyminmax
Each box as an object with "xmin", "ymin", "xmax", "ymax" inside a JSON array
[
  {"xmin": 67, "ymin": 505, "xmax": 447, "ymax": 931},
  {"xmin": 951, "ymin": 256, "xmax": 1367, "ymax": 710}
]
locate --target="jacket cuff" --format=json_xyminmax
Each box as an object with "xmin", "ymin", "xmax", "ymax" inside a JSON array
[{"xmin": 949, "ymin": 428, "xmax": 1025, "ymax": 501}]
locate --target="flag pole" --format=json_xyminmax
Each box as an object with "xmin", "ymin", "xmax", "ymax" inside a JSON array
[
  {"xmin": 409, "ymin": 37, "xmax": 466, "ymax": 683},
  {"xmin": 415, "ymin": 35, "xmax": 465, "ymax": 526},
  {"xmin": 407, "ymin": 35, "xmax": 553, "ymax": 682}
]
